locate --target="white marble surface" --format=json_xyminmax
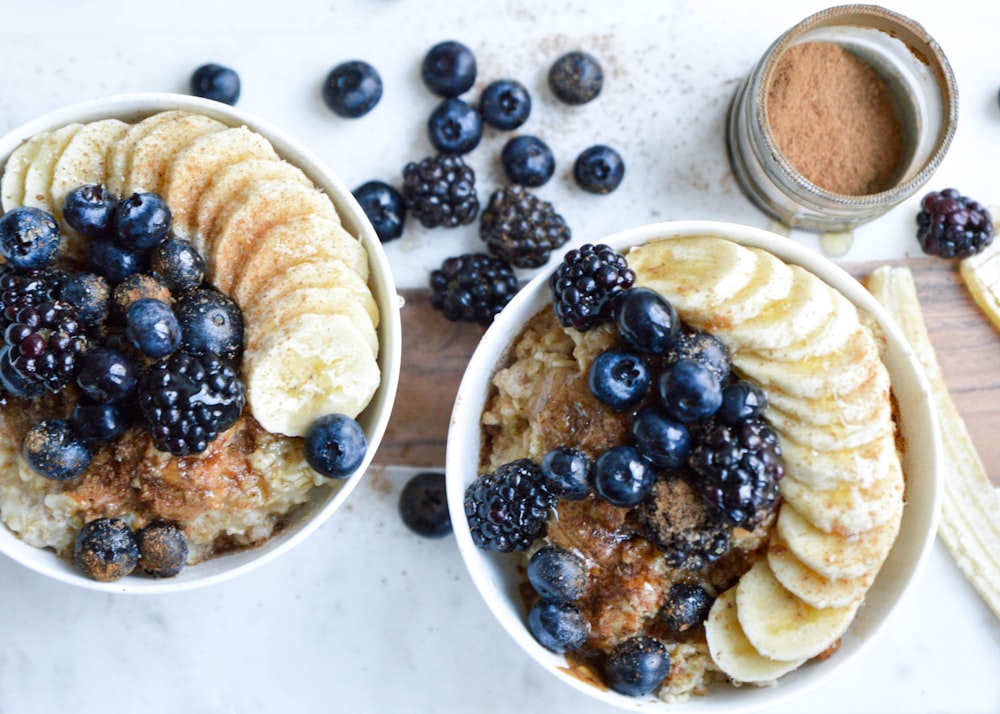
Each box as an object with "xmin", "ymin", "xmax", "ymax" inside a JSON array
[{"xmin": 0, "ymin": 1, "xmax": 998, "ymax": 712}]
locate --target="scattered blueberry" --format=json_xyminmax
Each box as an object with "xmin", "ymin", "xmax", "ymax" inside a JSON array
[
  {"xmin": 616, "ymin": 287, "xmax": 680, "ymax": 355},
  {"xmin": 74, "ymin": 517, "xmax": 139, "ymax": 582},
  {"xmin": 427, "ymin": 98, "xmax": 483, "ymax": 155},
  {"xmin": 76, "ymin": 347, "xmax": 139, "ymax": 403},
  {"xmin": 353, "ymin": 180, "xmax": 406, "ymax": 242},
  {"xmin": 136, "ymin": 521, "xmax": 189, "ymax": 578},
  {"xmin": 63, "ymin": 184, "xmax": 118, "ymax": 237},
  {"xmin": 398, "ymin": 471, "xmax": 452, "ymax": 538},
  {"xmin": 70, "ymin": 400, "xmax": 127, "ymax": 445},
  {"xmin": 500, "ymin": 135, "xmax": 555, "ymax": 188},
  {"xmin": 593, "ymin": 445, "xmax": 653, "ymax": 508},
  {"xmin": 718, "ymin": 380, "xmax": 767, "ymax": 425},
  {"xmin": 527, "ymin": 546, "xmax": 588, "ymax": 602},
  {"xmin": 660, "ymin": 583, "xmax": 713, "ymax": 633},
  {"xmin": 605, "ymin": 636, "xmax": 671, "ymax": 697},
  {"xmin": 0, "ymin": 206, "xmax": 60, "ymax": 269},
  {"xmin": 322, "ymin": 60, "xmax": 383, "ymax": 118},
  {"xmin": 658, "ymin": 358, "xmax": 723, "ymax": 423},
  {"xmin": 174, "ymin": 288, "xmax": 244, "ymax": 362},
  {"xmin": 574, "ymin": 144, "xmax": 625, "ymax": 194},
  {"xmin": 125, "ymin": 298, "xmax": 181, "ymax": 359},
  {"xmin": 58, "ymin": 272, "xmax": 110, "ymax": 327},
  {"xmin": 548, "ymin": 50, "xmax": 604, "ymax": 105},
  {"xmin": 479, "ymin": 79, "xmax": 532, "ymax": 130},
  {"xmin": 114, "ymin": 192, "xmax": 171, "ymax": 252},
  {"xmin": 527, "ymin": 599, "xmax": 588, "ymax": 653},
  {"xmin": 421, "ymin": 40, "xmax": 477, "ymax": 98},
  {"xmin": 303, "ymin": 413, "xmax": 367, "ymax": 479},
  {"xmin": 588, "ymin": 348, "xmax": 650, "ymax": 411},
  {"xmin": 149, "ymin": 237, "xmax": 205, "ymax": 294},
  {"xmin": 88, "ymin": 236, "xmax": 146, "ymax": 285},
  {"xmin": 539, "ymin": 445, "xmax": 591, "ymax": 500},
  {"xmin": 22, "ymin": 418, "xmax": 92, "ymax": 481},
  {"xmin": 190, "ymin": 63, "xmax": 241, "ymax": 105},
  {"xmin": 631, "ymin": 405, "xmax": 692, "ymax": 469}
]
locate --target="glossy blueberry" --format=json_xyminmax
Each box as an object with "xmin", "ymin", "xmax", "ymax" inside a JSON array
[
  {"xmin": 76, "ymin": 347, "xmax": 139, "ymax": 403},
  {"xmin": 427, "ymin": 98, "xmax": 483, "ymax": 155},
  {"xmin": 70, "ymin": 400, "xmax": 127, "ymax": 445},
  {"xmin": 398, "ymin": 471, "xmax": 452, "ymax": 538},
  {"xmin": 174, "ymin": 288, "xmax": 243, "ymax": 361},
  {"xmin": 593, "ymin": 445, "xmax": 653, "ymax": 508},
  {"xmin": 353, "ymin": 180, "xmax": 406, "ymax": 242},
  {"xmin": 548, "ymin": 50, "xmax": 604, "ymax": 105},
  {"xmin": 0, "ymin": 346, "xmax": 44, "ymax": 398},
  {"xmin": 605, "ymin": 636, "xmax": 671, "ymax": 697},
  {"xmin": 23, "ymin": 418, "xmax": 92, "ymax": 482},
  {"xmin": 540, "ymin": 445, "xmax": 592, "ymax": 500},
  {"xmin": 718, "ymin": 379, "xmax": 767, "ymax": 425},
  {"xmin": 63, "ymin": 184, "xmax": 118, "ymax": 237},
  {"xmin": 136, "ymin": 521, "xmax": 189, "ymax": 578},
  {"xmin": 616, "ymin": 287, "xmax": 680, "ymax": 355},
  {"xmin": 527, "ymin": 600, "xmax": 588, "ymax": 653},
  {"xmin": 527, "ymin": 546, "xmax": 588, "ymax": 602},
  {"xmin": 574, "ymin": 144, "xmax": 625, "ymax": 194},
  {"xmin": 658, "ymin": 358, "xmax": 723, "ymax": 423},
  {"xmin": 190, "ymin": 63, "xmax": 241, "ymax": 105},
  {"xmin": 479, "ymin": 79, "xmax": 531, "ymax": 130},
  {"xmin": 149, "ymin": 237, "xmax": 205, "ymax": 294},
  {"xmin": 669, "ymin": 330, "xmax": 730, "ymax": 381},
  {"xmin": 421, "ymin": 40, "xmax": 477, "ymax": 98},
  {"xmin": 0, "ymin": 206, "xmax": 60, "ymax": 269},
  {"xmin": 660, "ymin": 583, "xmax": 713, "ymax": 633},
  {"xmin": 74, "ymin": 517, "xmax": 139, "ymax": 582},
  {"xmin": 125, "ymin": 298, "xmax": 181, "ymax": 359},
  {"xmin": 88, "ymin": 236, "xmax": 146, "ymax": 285},
  {"xmin": 322, "ymin": 60, "xmax": 383, "ymax": 118},
  {"xmin": 588, "ymin": 348, "xmax": 650, "ymax": 411},
  {"xmin": 58, "ymin": 271, "xmax": 110, "ymax": 327},
  {"xmin": 631, "ymin": 405, "xmax": 692, "ymax": 469},
  {"xmin": 304, "ymin": 413, "xmax": 367, "ymax": 479},
  {"xmin": 114, "ymin": 192, "xmax": 171, "ymax": 252},
  {"xmin": 501, "ymin": 135, "xmax": 555, "ymax": 188}
]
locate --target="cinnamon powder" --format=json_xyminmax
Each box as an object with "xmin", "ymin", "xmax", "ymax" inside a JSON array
[{"xmin": 766, "ymin": 41, "xmax": 903, "ymax": 196}]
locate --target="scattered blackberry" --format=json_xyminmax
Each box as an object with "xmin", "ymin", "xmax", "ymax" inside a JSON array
[
  {"xmin": 916, "ymin": 188, "xmax": 994, "ymax": 258},
  {"xmin": 4, "ymin": 300, "xmax": 88, "ymax": 392},
  {"xmin": 0, "ymin": 265, "xmax": 65, "ymax": 331},
  {"xmin": 549, "ymin": 243, "xmax": 635, "ymax": 331},
  {"xmin": 402, "ymin": 154, "xmax": 478, "ymax": 228},
  {"xmin": 429, "ymin": 253, "xmax": 518, "ymax": 325},
  {"xmin": 688, "ymin": 419, "xmax": 784, "ymax": 530},
  {"xmin": 464, "ymin": 458, "xmax": 555, "ymax": 553},
  {"xmin": 480, "ymin": 186, "xmax": 570, "ymax": 269},
  {"xmin": 137, "ymin": 351, "xmax": 245, "ymax": 456}
]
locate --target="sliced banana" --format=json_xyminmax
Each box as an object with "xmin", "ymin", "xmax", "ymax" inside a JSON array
[
  {"xmin": 125, "ymin": 112, "xmax": 227, "ymax": 194},
  {"xmin": 50, "ymin": 117, "xmax": 129, "ymax": 212},
  {"xmin": 767, "ymin": 532, "xmax": 874, "ymax": 609},
  {"xmin": 764, "ymin": 399, "xmax": 893, "ymax": 453},
  {"xmin": 762, "ymin": 367, "xmax": 891, "ymax": 432},
  {"xmin": 106, "ymin": 110, "xmax": 192, "ymax": 198},
  {"xmin": 777, "ymin": 430, "xmax": 897, "ymax": 491},
  {"xmin": 1, "ymin": 133, "xmax": 47, "ymax": 211},
  {"xmin": 22, "ymin": 123, "xmax": 83, "ymax": 213}
]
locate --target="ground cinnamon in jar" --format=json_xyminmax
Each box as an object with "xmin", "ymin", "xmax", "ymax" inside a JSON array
[{"xmin": 765, "ymin": 41, "xmax": 903, "ymax": 196}]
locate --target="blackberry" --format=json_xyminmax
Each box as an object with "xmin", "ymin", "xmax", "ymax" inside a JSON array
[
  {"xmin": 916, "ymin": 188, "xmax": 994, "ymax": 258},
  {"xmin": 138, "ymin": 351, "xmax": 245, "ymax": 456},
  {"xmin": 429, "ymin": 253, "xmax": 518, "ymax": 325},
  {"xmin": 464, "ymin": 458, "xmax": 555, "ymax": 553},
  {"xmin": 688, "ymin": 419, "xmax": 784, "ymax": 530},
  {"xmin": 480, "ymin": 186, "xmax": 570, "ymax": 269},
  {"xmin": 402, "ymin": 154, "xmax": 478, "ymax": 228},
  {"xmin": 4, "ymin": 300, "xmax": 88, "ymax": 393},
  {"xmin": 549, "ymin": 243, "xmax": 634, "ymax": 331},
  {"xmin": 0, "ymin": 265, "xmax": 65, "ymax": 331}
]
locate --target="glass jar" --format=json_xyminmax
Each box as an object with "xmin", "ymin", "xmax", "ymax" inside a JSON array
[{"xmin": 726, "ymin": 4, "xmax": 958, "ymax": 232}]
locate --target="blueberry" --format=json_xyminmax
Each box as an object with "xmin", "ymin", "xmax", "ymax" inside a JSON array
[
  {"xmin": 616, "ymin": 287, "xmax": 680, "ymax": 354},
  {"xmin": 631, "ymin": 405, "xmax": 692, "ymax": 469},
  {"xmin": 70, "ymin": 400, "xmax": 127, "ymax": 445},
  {"xmin": 74, "ymin": 517, "xmax": 139, "ymax": 582},
  {"xmin": 76, "ymin": 347, "xmax": 139, "ymax": 403},
  {"xmin": 593, "ymin": 445, "xmax": 653, "ymax": 508},
  {"xmin": 605, "ymin": 636, "xmax": 671, "ymax": 697},
  {"xmin": 398, "ymin": 471, "xmax": 452, "ymax": 538},
  {"xmin": 660, "ymin": 583, "xmax": 713, "ymax": 633},
  {"xmin": 190, "ymin": 63, "xmax": 241, "ymax": 105},
  {"xmin": 427, "ymin": 98, "xmax": 483, "ymax": 155},
  {"xmin": 22, "ymin": 418, "xmax": 92, "ymax": 481},
  {"xmin": 0, "ymin": 345, "xmax": 44, "ymax": 398},
  {"xmin": 574, "ymin": 144, "xmax": 625, "ymax": 194},
  {"xmin": 588, "ymin": 348, "xmax": 650, "ymax": 411},
  {"xmin": 540, "ymin": 445, "xmax": 591, "ymax": 500},
  {"xmin": 136, "ymin": 521, "xmax": 188, "ymax": 578},
  {"xmin": 149, "ymin": 237, "xmax": 205, "ymax": 294},
  {"xmin": 114, "ymin": 192, "xmax": 171, "ymax": 252},
  {"xmin": 353, "ymin": 180, "xmax": 406, "ymax": 242},
  {"xmin": 421, "ymin": 40, "xmax": 477, "ymax": 98},
  {"xmin": 112, "ymin": 273, "xmax": 172, "ymax": 316},
  {"xmin": 479, "ymin": 79, "xmax": 532, "ymax": 130},
  {"xmin": 0, "ymin": 206, "xmax": 60, "ymax": 269},
  {"xmin": 548, "ymin": 50, "xmax": 603, "ymax": 105},
  {"xmin": 174, "ymin": 288, "xmax": 244, "ymax": 361},
  {"xmin": 527, "ymin": 600, "xmax": 588, "ymax": 653},
  {"xmin": 304, "ymin": 413, "xmax": 367, "ymax": 479},
  {"xmin": 88, "ymin": 236, "xmax": 146, "ymax": 285},
  {"xmin": 669, "ymin": 331, "xmax": 731, "ymax": 381},
  {"xmin": 58, "ymin": 272, "xmax": 110, "ymax": 327},
  {"xmin": 322, "ymin": 60, "xmax": 383, "ymax": 118},
  {"xmin": 501, "ymin": 135, "xmax": 555, "ymax": 188},
  {"xmin": 658, "ymin": 358, "xmax": 723, "ymax": 422},
  {"xmin": 63, "ymin": 184, "xmax": 118, "ymax": 237},
  {"xmin": 527, "ymin": 546, "xmax": 588, "ymax": 602},
  {"xmin": 125, "ymin": 298, "xmax": 181, "ymax": 359},
  {"xmin": 718, "ymin": 379, "xmax": 767, "ymax": 425}
]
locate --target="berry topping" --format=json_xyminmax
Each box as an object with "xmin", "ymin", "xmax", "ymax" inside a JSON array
[
  {"xmin": 539, "ymin": 445, "xmax": 592, "ymax": 500},
  {"xmin": 528, "ymin": 600, "xmax": 588, "ymax": 653},
  {"xmin": 398, "ymin": 471, "xmax": 452, "ymax": 538},
  {"xmin": 0, "ymin": 264, "xmax": 65, "ymax": 331},
  {"xmin": 464, "ymin": 458, "xmax": 554, "ymax": 552},
  {"xmin": 657, "ymin": 358, "xmax": 724, "ymax": 423},
  {"xmin": 63, "ymin": 184, "xmax": 118, "ymax": 237},
  {"xmin": 427, "ymin": 97, "xmax": 483, "ymax": 155},
  {"xmin": 718, "ymin": 379, "xmax": 767, "ymax": 425},
  {"xmin": 303, "ymin": 413, "xmax": 367, "ymax": 479},
  {"xmin": 75, "ymin": 347, "xmax": 139, "ymax": 403},
  {"xmin": 112, "ymin": 273, "xmax": 173, "ymax": 315},
  {"xmin": 70, "ymin": 400, "xmax": 127, "ymax": 445},
  {"xmin": 136, "ymin": 521, "xmax": 189, "ymax": 577},
  {"xmin": 631, "ymin": 405, "xmax": 692, "ymax": 469},
  {"xmin": 421, "ymin": 40, "xmax": 477, "ymax": 98},
  {"xmin": 660, "ymin": 583, "xmax": 713, "ymax": 633},
  {"xmin": 0, "ymin": 206, "xmax": 60, "ymax": 269},
  {"xmin": 916, "ymin": 187, "xmax": 994, "ymax": 258},
  {"xmin": 428, "ymin": 252, "xmax": 518, "ymax": 325},
  {"xmin": 548, "ymin": 50, "xmax": 604, "ymax": 105},
  {"xmin": 402, "ymin": 154, "xmax": 479, "ymax": 228},
  {"xmin": 0, "ymin": 345, "xmax": 44, "ymax": 398},
  {"xmin": 588, "ymin": 348, "xmax": 651, "ymax": 411},
  {"xmin": 549, "ymin": 243, "xmax": 635, "ymax": 331},
  {"xmin": 480, "ymin": 185, "xmax": 570, "ymax": 269},
  {"xmin": 148, "ymin": 237, "xmax": 205, "ymax": 294},
  {"xmin": 22, "ymin": 418, "xmax": 92, "ymax": 481},
  {"xmin": 616, "ymin": 287, "xmax": 680, "ymax": 355},
  {"xmin": 4, "ymin": 300, "xmax": 88, "ymax": 393},
  {"xmin": 633, "ymin": 477, "xmax": 730, "ymax": 570},
  {"xmin": 88, "ymin": 236, "xmax": 146, "ymax": 285},
  {"xmin": 593, "ymin": 445, "xmax": 654, "ymax": 508},
  {"xmin": 479, "ymin": 79, "xmax": 531, "ymax": 130},
  {"xmin": 604, "ymin": 636, "xmax": 671, "ymax": 697},
  {"xmin": 114, "ymin": 191, "xmax": 171, "ymax": 252},
  {"xmin": 352, "ymin": 180, "xmax": 406, "ymax": 242},
  {"xmin": 500, "ymin": 135, "xmax": 555, "ymax": 188},
  {"xmin": 74, "ymin": 517, "xmax": 139, "ymax": 582},
  {"xmin": 527, "ymin": 545, "xmax": 588, "ymax": 602},
  {"xmin": 125, "ymin": 297, "xmax": 181, "ymax": 359},
  {"xmin": 190, "ymin": 63, "xmax": 241, "ymax": 105},
  {"xmin": 665, "ymin": 330, "xmax": 731, "ymax": 382},
  {"xmin": 59, "ymin": 271, "xmax": 110, "ymax": 327},
  {"xmin": 174, "ymin": 288, "xmax": 244, "ymax": 362},
  {"xmin": 322, "ymin": 60, "xmax": 383, "ymax": 118},
  {"xmin": 573, "ymin": 144, "xmax": 625, "ymax": 194}
]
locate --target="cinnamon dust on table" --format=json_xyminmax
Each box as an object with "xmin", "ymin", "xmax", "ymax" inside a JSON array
[{"xmin": 765, "ymin": 41, "xmax": 903, "ymax": 196}]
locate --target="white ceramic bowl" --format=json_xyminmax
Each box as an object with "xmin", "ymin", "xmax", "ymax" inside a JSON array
[
  {"xmin": 0, "ymin": 93, "xmax": 401, "ymax": 593},
  {"xmin": 447, "ymin": 221, "xmax": 941, "ymax": 711}
]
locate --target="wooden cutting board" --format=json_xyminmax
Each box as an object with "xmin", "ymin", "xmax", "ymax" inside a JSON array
[{"xmin": 376, "ymin": 257, "xmax": 1000, "ymax": 488}]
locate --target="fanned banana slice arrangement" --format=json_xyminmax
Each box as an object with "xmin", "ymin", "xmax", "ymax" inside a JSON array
[
  {"xmin": 629, "ymin": 235, "xmax": 904, "ymax": 683},
  {"xmin": 0, "ymin": 110, "xmax": 380, "ymax": 438}
]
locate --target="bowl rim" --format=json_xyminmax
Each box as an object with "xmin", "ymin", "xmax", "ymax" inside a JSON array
[
  {"xmin": 446, "ymin": 219, "xmax": 942, "ymax": 711},
  {"xmin": 0, "ymin": 92, "xmax": 402, "ymax": 594}
]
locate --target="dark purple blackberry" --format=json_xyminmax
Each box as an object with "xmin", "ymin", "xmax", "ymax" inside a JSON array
[
  {"xmin": 916, "ymin": 188, "xmax": 994, "ymax": 258},
  {"xmin": 429, "ymin": 253, "xmax": 518, "ymax": 325},
  {"xmin": 632, "ymin": 477, "xmax": 730, "ymax": 571},
  {"xmin": 402, "ymin": 154, "xmax": 478, "ymax": 228},
  {"xmin": 687, "ymin": 419, "xmax": 784, "ymax": 530},
  {"xmin": 137, "ymin": 351, "xmax": 245, "ymax": 456},
  {"xmin": 464, "ymin": 458, "xmax": 555, "ymax": 553},
  {"xmin": 0, "ymin": 265, "xmax": 65, "ymax": 331},
  {"xmin": 4, "ymin": 300, "xmax": 88, "ymax": 393},
  {"xmin": 549, "ymin": 243, "xmax": 634, "ymax": 331},
  {"xmin": 480, "ymin": 186, "xmax": 570, "ymax": 269}
]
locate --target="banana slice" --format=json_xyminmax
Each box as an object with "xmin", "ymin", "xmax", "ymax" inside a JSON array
[
  {"xmin": 125, "ymin": 112, "xmax": 227, "ymax": 194},
  {"xmin": 106, "ymin": 110, "xmax": 193, "ymax": 198},
  {"xmin": 762, "ymin": 367, "xmax": 890, "ymax": 432},
  {"xmin": 767, "ymin": 532, "xmax": 875, "ymax": 609},
  {"xmin": 960, "ymin": 231, "xmax": 1000, "ymax": 334},
  {"xmin": 244, "ymin": 312, "xmax": 380, "ymax": 436},
  {"xmin": 736, "ymin": 559, "xmax": 859, "ymax": 662},
  {"xmin": 777, "ymin": 430, "xmax": 897, "ymax": 491},
  {"xmin": 22, "ymin": 123, "xmax": 83, "ymax": 213},
  {"xmin": 764, "ymin": 399, "xmax": 893, "ymax": 453},
  {"xmin": 751, "ymin": 292, "xmax": 858, "ymax": 364},
  {"xmin": 705, "ymin": 587, "xmax": 806, "ymax": 684},
  {"xmin": 1, "ymin": 133, "xmax": 47, "ymax": 211}
]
